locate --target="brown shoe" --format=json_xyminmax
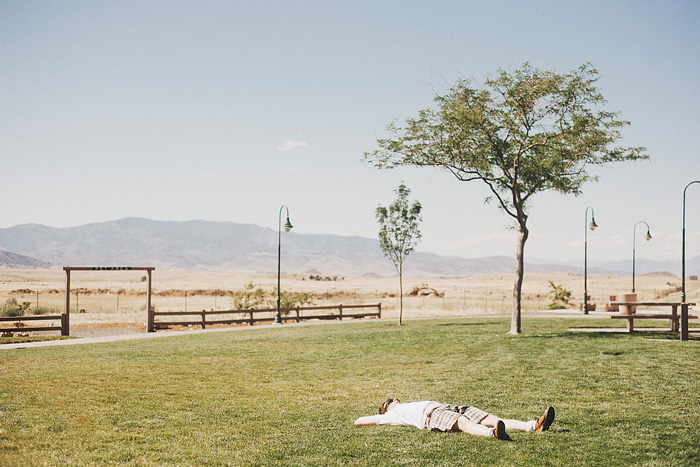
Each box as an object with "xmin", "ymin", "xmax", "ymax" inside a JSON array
[
  {"xmin": 493, "ymin": 420, "xmax": 511, "ymax": 440},
  {"xmin": 535, "ymin": 406, "xmax": 555, "ymax": 432}
]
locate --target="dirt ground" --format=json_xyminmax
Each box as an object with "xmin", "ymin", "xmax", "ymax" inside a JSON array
[{"xmin": 2, "ymin": 268, "xmax": 698, "ymax": 338}]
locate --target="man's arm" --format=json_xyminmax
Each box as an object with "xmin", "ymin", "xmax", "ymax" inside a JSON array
[{"xmin": 354, "ymin": 416, "xmax": 379, "ymax": 426}]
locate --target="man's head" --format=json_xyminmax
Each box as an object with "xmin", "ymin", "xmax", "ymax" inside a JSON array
[{"xmin": 379, "ymin": 398, "xmax": 400, "ymax": 414}]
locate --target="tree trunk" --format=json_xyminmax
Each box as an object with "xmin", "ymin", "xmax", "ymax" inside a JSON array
[
  {"xmin": 510, "ymin": 223, "xmax": 529, "ymax": 335},
  {"xmin": 398, "ymin": 262, "xmax": 403, "ymax": 325}
]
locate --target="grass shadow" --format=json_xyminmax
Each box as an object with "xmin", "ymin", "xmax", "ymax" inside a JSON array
[
  {"xmin": 511, "ymin": 328, "xmax": 700, "ymax": 342},
  {"xmin": 561, "ymin": 329, "xmax": 700, "ymax": 342}
]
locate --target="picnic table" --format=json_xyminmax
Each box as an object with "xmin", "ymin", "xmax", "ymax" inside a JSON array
[{"xmin": 609, "ymin": 301, "xmax": 697, "ymax": 341}]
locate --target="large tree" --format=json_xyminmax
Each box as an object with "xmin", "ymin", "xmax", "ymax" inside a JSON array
[
  {"xmin": 376, "ymin": 183, "xmax": 422, "ymax": 325},
  {"xmin": 365, "ymin": 63, "xmax": 647, "ymax": 334}
]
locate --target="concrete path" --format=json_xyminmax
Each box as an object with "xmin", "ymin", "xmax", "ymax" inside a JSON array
[{"xmin": 0, "ymin": 323, "xmax": 284, "ymax": 350}]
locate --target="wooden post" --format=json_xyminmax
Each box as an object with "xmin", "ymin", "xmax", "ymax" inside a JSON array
[
  {"xmin": 201, "ymin": 310, "xmax": 206, "ymax": 329},
  {"xmin": 295, "ymin": 306, "xmax": 300, "ymax": 323},
  {"xmin": 61, "ymin": 313, "xmax": 67, "ymax": 336},
  {"xmin": 64, "ymin": 268, "xmax": 71, "ymax": 336},
  {"xmin": 378, "ymin": 303, "xmax": 381, "ymax": 319},
  {"xmin": 620, "ymin": 293, "xmax": 637, "ymax": 332},
  {"xmin": 670, "ymin": 305, "xmax": 679, "ymax": 332},
  {"xmin": 681, "ymin": 303, "xmax": 689, "ymax": 342},
  {"xmin": 248, "ymin": 309, "xmax": 254, "ymax": 325},
  {"xmin": 339, "ymin": 304, "xmax": 343, "ymax": 321},
  {"xmin": 147, "ymin": 269, "xmax": 154, "ymax": 332}
]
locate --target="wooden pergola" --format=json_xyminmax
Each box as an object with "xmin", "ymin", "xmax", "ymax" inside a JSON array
[{"xmin": 63, "ymin": 266, "xmax": 155, "ymax": 335}]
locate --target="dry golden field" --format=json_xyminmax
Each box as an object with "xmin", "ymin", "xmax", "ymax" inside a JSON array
[{"xmin": 2, "ymin": 268, "xmax": 698, "ymax": 331}]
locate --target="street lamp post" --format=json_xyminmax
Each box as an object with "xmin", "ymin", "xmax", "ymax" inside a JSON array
[
  {"xmin": 632, "ymin": 221, "xmax": 652, "ymax": 293},
  {"xmin": 682, "ymin": 181, "xmax": 700, "ymax": 302},
  {"xmin": 275, "ymin": 205, "xmax": 293, "ymax": 324},
  {"xmin": 583, "ymin": 206, "xmax": 598, "ymax": 314}
]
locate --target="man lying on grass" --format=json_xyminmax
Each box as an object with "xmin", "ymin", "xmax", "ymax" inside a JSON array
[{"xmin": 355, "ymin": 398, "xmax": 555, "ymax": 441}]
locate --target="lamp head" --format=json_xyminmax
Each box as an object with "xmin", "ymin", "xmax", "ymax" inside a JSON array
[
  {"xmin": 645, "ymin": 231, "xmax": 652, "ymax": 241},
  {"xmin": 283, "ymin": 218, "xmax": 293, "ymax": 232},
  {"xmin": 589, "ymin": 218, "xmax": 598, "ymax": 231}
]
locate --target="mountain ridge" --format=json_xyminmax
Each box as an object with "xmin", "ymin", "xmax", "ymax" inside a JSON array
[
  {"xmin": 0, "ymin": 250, "xmax": 52, "ymax": 269},
  {"xmin": 0, "ymin": 217, "xmax": 695, "ymax": 277}
]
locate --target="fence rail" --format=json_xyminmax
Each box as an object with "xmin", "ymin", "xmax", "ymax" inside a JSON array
[
  {"xmin": 0, "ymin": 314, "xmax": 67, "ymax": 335},
  {"xmin": 150, "ymin": 303, "xmax": 381, "ymax": 332}
]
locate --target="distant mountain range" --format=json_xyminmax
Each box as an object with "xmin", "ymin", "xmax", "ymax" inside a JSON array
[
  {"xmin": 0, "ymin": 218, "xmax": 695, "ymax": 277},
  {"xmin": 0, "ymin": 250, "xmax": 52, "ymax": 269}
]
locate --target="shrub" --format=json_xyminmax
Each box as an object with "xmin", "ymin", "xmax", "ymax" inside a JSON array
[
  {"xmin": 1, "ymin": 298, "xmax": 30, "ymax": 317},
  {"xmin": 228, "ymin": 283, "xmax": 314, "ymax": 315},
  {"xmin": 32, "ymin": 306, "xmax": 61, "ymax": 316},
  {"xmin": 229, "ymin": 282, "xmax": 268, "ymax": 310},
  {"xmin": 547, "ymin": 281, "xmax": 572, "ymax": 309},
  {"xmin": 279, "ymin": 291, "xmax": 314, "ymax": 309}
]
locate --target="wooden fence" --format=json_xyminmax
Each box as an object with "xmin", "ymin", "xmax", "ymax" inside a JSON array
[
  {"xmin": 0, "ymin": 314, "xmax": 68, "ymax": 336},
  {"xmin": 149, "ymin": 303, "xmax": 381, "ymax": 332}
]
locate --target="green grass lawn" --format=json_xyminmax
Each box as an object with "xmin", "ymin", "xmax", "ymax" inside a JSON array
[{"xmin": 1, "ymin": 318, "xmax": 699, "ymax": 466}]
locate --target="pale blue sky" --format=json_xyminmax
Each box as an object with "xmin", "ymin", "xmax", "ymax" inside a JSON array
[{"xmin": 2, "ymin": 0, "xmax": 700, "ymax": 265}]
